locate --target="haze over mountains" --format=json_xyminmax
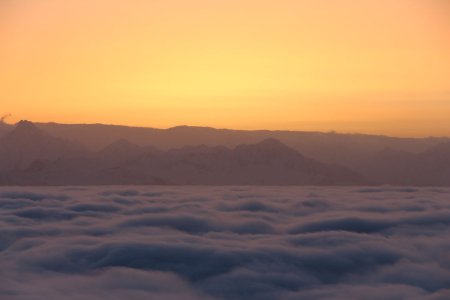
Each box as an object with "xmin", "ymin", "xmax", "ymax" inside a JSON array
[{"xmin": 0, "ymin": 120, "xmax": 449, "ymax": 186}]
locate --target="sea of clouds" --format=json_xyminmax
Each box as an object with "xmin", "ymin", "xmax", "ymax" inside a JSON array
[{"xmin": 1, "ymin": 186, "xmax": 449, "ymax": 300}]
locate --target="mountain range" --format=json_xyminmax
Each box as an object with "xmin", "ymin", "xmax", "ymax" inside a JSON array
[{"xmin": 0, "ymin": 120, "xmax": 449, "ymax": 186}]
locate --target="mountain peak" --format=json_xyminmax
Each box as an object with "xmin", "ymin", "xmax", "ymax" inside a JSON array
[
  {"xmin": 16, "ymin": 119, "xmax": 35, "ymax": 127},
  {"xmin": 234, "ymin": 138, "xmax": 303, "ymax": 161},
  {"xmin": 256, "ymin": 138, "xmax": 286, "ymax": 147},
  {"xmin": 15, "ymin": 120, "xmax": 40, "ymax": 131},
  {"xmin": 246, "ymin": 138, "xmax": 297, "ymax": 153},
  {"xmin": 6, "ymin": 120, "xmax": 46, "ymax": 140}
]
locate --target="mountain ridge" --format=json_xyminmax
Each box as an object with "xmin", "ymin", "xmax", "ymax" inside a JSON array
[
  {"xmin": 0, "ymin": 120, "xmax": 449, "ymax": 186},
  {"xmin": 0, "ymin": 121, "xmax": 367, "ymax": 185}
]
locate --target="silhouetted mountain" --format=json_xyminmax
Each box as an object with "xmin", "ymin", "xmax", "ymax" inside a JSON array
[
  {"xmin": 106, "ymin": 138, "xmax": 364, "ymax": 185},
  {"xmin": 1, "ymin": 120, "xmax": 450, "ymax": 186},
  {"xmin": 96, "ymin": 139, "xmax": 159, "ymax": 165},
  {"xmin": 406, "ymin": 142, "xmax": 450, "ymax": 186},
  {"xmin": 351, "ymin": 142, "xmax": 450, "ymax": 186},
  {"xmin": 33, "ymin": 122, "xmax": 448, "ymax": 172},
  {"xmin": 0, "ymin": 129, "xmax": 366, "ymax": 185},
  {"xmin": 234, "ymin": 138, "xmax": 301, "ymax": 161},
  {"xmin": 0, "ymin": 121, "xmax": 87, "ymax": 172},
  {"xmin": 353, "ymin": 148, "xmax": 415, "ymax": 184}
]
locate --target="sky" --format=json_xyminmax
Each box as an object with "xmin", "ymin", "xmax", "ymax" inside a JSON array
[{"xmin": 1, "ymin": 0, "xmax": 449, "ymax": 137}]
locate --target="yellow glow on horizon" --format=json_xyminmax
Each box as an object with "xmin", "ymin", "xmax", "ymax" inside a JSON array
[{"xmin": 1, "ymin": 0, "xmax": 449, "ymax": 137}]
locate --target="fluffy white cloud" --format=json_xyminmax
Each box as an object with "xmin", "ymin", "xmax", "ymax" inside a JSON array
[{"xmin": 1, "ymin": 186, "xmax": 449, "ymax": 299}]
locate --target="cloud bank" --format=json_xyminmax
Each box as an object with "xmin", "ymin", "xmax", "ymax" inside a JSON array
[{"xmin": 1, "ymin": 186, "xmax": 449, "ymax": 299}]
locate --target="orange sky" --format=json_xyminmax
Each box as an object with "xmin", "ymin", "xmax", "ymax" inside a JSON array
[{"xmin": 1, "ymin": 0, "xmax": 449, "ymax": 137}]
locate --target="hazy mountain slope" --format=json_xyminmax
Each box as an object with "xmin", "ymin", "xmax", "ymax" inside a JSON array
[
  {"xmin": 406, "ymin": 142, "xmax": 450, "ymax": 186},
  {"xmin": 2, "ymin": 120, "xmax": 450, "ymax": 186},
  {"xmin": 0, "ymin": 130, "xmax": 366, "ymax": 185},
  {"xmin": 352, "ymin": 148, "xmax": 416, "ymax": 184},
  {"xmin": 96, "ymin": 139, "xmax": 160, "ymax": 165},
  {"xmin": 0, "ymin": 121, "xmax": 87, "ymax": 171},
  {"xmin": 36, "ymin": 122, "xmax": 162, "ymax": 151},
  {"xmin": 34, "ymin": 123, "xmax": 448, "ymax": 171},
  {"xmin": 349, "ymin": 142, "xmax": 450, "ymax": 186},
  {"xmin": 102, "ymin": 138, "xmax": 367, "ymax": 185}
]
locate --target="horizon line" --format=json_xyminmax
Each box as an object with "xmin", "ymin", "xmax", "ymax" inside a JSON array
[{"xmin": 1, "ymin": 119, "xmax": 449, "ymax": 140}]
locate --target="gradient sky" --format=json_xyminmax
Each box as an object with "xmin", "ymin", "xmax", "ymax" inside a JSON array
[{"xmin": 1, "ymin": 0, "xmax": 449, "ymax": 136}]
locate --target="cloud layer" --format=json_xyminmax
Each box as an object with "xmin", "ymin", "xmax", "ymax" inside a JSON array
[{"xmin": 1, "ymin": 186, "xmax": 450, "ymax": 299}]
